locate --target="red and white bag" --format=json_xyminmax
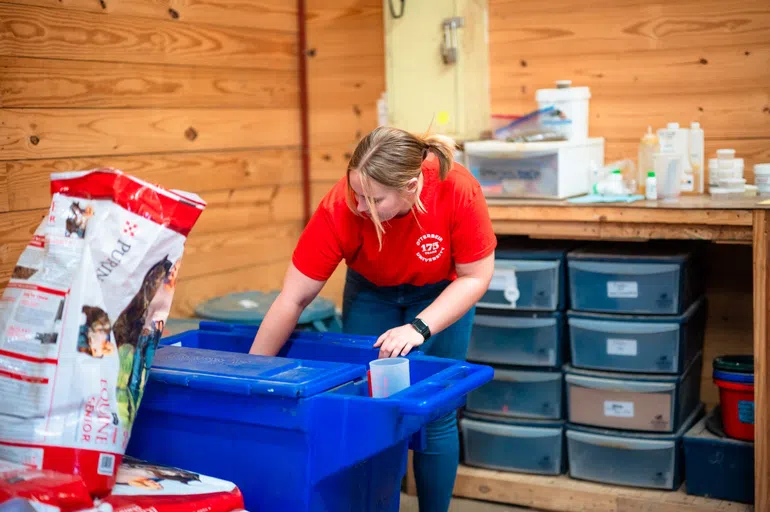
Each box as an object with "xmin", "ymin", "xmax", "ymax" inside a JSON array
[
  {"xmin": 0, "ymin": 169, "xmax": 205, "ymax": 497},
  {"xmin": 93, "ymin": 457, "xmax": 244, "ymax": 512},
  {"xmin": 0, "ymin": 460, "xmax": 94, "ymax": 511}
]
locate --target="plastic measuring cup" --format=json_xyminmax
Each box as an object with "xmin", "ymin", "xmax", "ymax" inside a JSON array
[{"xmin": 369, "ymin": 358, "xmax": 410, "ymax": 398}]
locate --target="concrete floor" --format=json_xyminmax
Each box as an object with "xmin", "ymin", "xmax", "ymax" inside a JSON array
[{"xmin": 399, "ymin": 493, "xmax": 540, "ymax": 511}]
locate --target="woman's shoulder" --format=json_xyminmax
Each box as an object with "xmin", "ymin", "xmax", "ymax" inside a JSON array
[{"xmin": 314, "ymin": 176, "xmax": 360, "ymax": 224}]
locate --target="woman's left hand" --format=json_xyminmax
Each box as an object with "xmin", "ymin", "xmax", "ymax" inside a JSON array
[{"xmin": 374, "ymin": 324, "xmax": 424, "ymax": 358}]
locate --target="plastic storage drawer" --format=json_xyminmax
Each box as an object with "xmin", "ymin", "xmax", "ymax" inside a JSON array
[
  {"xmin": 468, "ymin": 310, "xmax": 565, "ymax": 368},
  {"xmin": 478, "ymin": 239, "xmax": 574, "ymax": 311},
  {"xmin": 566, "ymin": 244, "xmax": 703, "ymax": 315},
  {"xmin": 466, "ymin": 367, "xmax": 563, "ymax": 419},
  {"xmin": 566, "ymin": 403, "xmax": 703, "ymax": 490},
  {"xmin": 565, "ymin": 353, "xmax": 702, "ymax": 433},
  {"xmin": 461, "ymin": 413, "xmax": 565, "ymax": 475},
  {"xmin": 568, "ymin": 297, "xmax": 706, "ymax": 374},
  {"xmin": 126, "ymin": 323, "xmax": 493, "ymax": 512},
  {"xmin": 683, "ymin": 408, "xmax": 754, "ymax": 504}
]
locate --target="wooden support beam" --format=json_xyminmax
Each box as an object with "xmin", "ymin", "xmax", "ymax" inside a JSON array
[{"xmin": 754, "ymin": 210, "xmax": 770, "ymax": 510}]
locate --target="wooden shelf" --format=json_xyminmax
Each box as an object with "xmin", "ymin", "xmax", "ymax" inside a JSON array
[
  {"xmin": 452, "ymin": 465, "xmax": 753, "ymax": 512},
  {"xmin": 486, "ymin": 196, "xmax": 768, "ymax": 243}
]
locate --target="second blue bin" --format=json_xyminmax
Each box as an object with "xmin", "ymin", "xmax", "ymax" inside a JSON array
[{"xmin": 126, "ymin": 323, "xmax": 492, "ymax": 512}]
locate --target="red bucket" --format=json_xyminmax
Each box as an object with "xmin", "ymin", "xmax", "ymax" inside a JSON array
[{"xmin": 713, "ymin": 355, "xmax": 754, "ymax": 441}]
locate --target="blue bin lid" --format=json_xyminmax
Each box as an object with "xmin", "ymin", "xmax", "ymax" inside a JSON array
[
  {"xmin": 162, "ymin": 318, "xmax": 202, "ymax": 338},
  {"xmin": 495, "ymin": 237, "xmax": 575, "ymax": 260},
  {"xmin": 194, "ymin": 290, "xmax": 336, "ymax": 325},
  {"xmin": 148, "ymin": 347, "xmax": 366, "ymax": 398}
]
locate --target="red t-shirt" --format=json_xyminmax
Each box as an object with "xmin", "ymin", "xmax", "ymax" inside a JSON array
[{"xmin": 292, "ymin": 158, "xmax": 497, "ymax": 287}]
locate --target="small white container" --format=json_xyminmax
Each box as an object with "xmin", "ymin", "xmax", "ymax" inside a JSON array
[
  {"xmin": 745, "ymin": 185, "xmax": 758, "ymax": 197},
  {"xmin": 718, "ymin": 177, "xmax": 746, "ymax": 191},
  {"xmin": 755, "ymin": 164, "xmax": 770, "ymax": 195},
  {"xmin": 710, "ymin": 188, "xmax": 730, "ymax": 199},
  {"xmin": 734, "ymin": 158, "xmax": 745, "ymax": 178},
  {"xmin": 708, "ymin": 158, "xmax": 720, "ymax": 188},
  {"xmin": 716, "ymin": 149, "xmax": 736, "ymax": 169},
  {"xmin": 536, "ymin": 80, "xmax": 591, "ymax": 141},
  {"xmin": 654, "ymin": 152, "xmax": 684, "ymax": 201}
]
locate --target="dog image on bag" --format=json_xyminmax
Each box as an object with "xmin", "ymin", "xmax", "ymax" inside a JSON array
[
  {"xmin": 77, "ymin": 306, "xmax": 115, "ymax": 358},
  {"xmin": 113, "ymin": 256, "xmax": 174, "ymax": 426},
  {"xmin": 65, "ymin": 202, "xmax": 94, "ymax": 238},
  {"xmin": 115, "ymin": 456, "xmax": 202, "ymax": 491}
]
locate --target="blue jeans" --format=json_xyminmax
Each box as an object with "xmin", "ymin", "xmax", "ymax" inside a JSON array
[{"xmin": 342, "ymin": 269, "xmax": 475, "ymax": 512}]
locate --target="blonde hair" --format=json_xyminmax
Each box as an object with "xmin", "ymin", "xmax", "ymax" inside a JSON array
[{"xmin": 346, "ymin": 127, "xmax": 456, "ymax": 248}]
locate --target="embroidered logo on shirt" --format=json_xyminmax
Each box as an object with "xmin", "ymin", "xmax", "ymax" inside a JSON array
[{"xmin": 416, "ymin": 234, "xmax": 445, "ymax": 262}]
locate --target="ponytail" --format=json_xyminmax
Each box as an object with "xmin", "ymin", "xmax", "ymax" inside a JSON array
[{"xmin": 422, "ymin": 134, "xmax": 456, "ymax": 180}]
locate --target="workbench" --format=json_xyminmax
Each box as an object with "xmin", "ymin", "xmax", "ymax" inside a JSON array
[{"xmin": 407, "ymin": 196, "xmax": 768, "ymax": 511}]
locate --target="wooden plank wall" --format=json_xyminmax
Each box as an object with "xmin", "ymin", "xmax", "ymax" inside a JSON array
[
  {"xmin": 489, "ymin": 0, "xmax": 770, "ymax": 183},
  {"xmin": 305, "ymin": 0, "xmax": 385, "ymax": 304},
  {"xmin": 0, "ymin": 1, "xmax": 302, "ymax": 317}
]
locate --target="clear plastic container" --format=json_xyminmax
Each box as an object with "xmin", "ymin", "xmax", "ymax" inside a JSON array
[
  {"xmin": 468, "ymin": 310, "xmax": 565, "ymax": 367},
  {"xmin": 461, "ymin": 413, "xmax": 565, "ymax": 475},
  {"xmin": 565, "ymin": 353, "xmax": 703, "ymax": 433},
  {"xmin": 466, "ymin": 367, "xmax": 563, "ymax": 419},
  {"xmin": 567, "ymin": 403, "xmax": 703, "ymax": 490},
  {"xmin": 369, "ymin": 358, "xmax": 410, "ymax": 398},
  {"xmin": 568, "ymin": 297, "xmax": 707, "ymax": 374}
]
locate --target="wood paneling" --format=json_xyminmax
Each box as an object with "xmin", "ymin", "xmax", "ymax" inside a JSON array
[
  {"xmin": 3, "ymin": 149, "xmax": 301, "ymax": 211},
  {"xmin": 306, "ymin": 0, "xmax": 385, "ymax": 306},
  {"xmin": 0, "ymin": 108, "xmax": 299, "ymax": 160},
  {"xmin": 0, "ymin": 3, "xmax": 296, "ymax": 70},
  {"xmin": 0, "ymin": 57, "xmax": 298, "ymax": 109},
  {"xmin": 4, "ymin": 0, "xmax": 297, "ymax": 32},
  {"xmin": 0, "ymin": 1, "xmax": 302, "ymax": 318},
  {"xmin": 490, "ymin": 0, "xmax": 770, "ymax": 56}
]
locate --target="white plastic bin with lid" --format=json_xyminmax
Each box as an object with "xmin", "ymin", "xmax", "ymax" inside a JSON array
[
  {"xmin": 464, "ymin": 138, "xmax": 604, "ymax": 199},
  {"xmin": 566, "ymin": 403, "xmax": 704, "ymax": 490},
  {"xmin": 535, "ymin": 80, "xmax": 591, "ymax": 140},
  {"xmin": 461, "ymin": 413, "xmax": 566, "ymax": 475}
]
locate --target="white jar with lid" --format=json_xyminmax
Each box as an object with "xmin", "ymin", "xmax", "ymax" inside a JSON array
[
  {"xmin": 536, "ymin": 80, "xmax": 591, "ymax": 141},
  {"xmin": 755, "ymin": 163, "xmax": 770, "ymax": 195}
]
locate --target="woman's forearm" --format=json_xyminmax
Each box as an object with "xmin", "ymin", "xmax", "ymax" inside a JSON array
[
  {"xmin": 416, "ymin": 274, "xmax": 488, "ymax": 336},
  {"xmin": 248, "ymin": 293, "xmax": 304, "ymax": 356}
]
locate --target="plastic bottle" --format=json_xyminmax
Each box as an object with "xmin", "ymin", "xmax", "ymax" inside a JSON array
[
  {"xmin": 638, "ymin": 126, "xmax": 658, "ymax": 194},
  {"xmin": 688, "ymin": 121, "xmax": 704, "ymax": 194},
  {"xmin": 657, "ymin": 122, "xmax": 679, "ymax": 153},
  {"xmin": 645, "ymin": 171, "xmax": 657, "ymax": 200}
]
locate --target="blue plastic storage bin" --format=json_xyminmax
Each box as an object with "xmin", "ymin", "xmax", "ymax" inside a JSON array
[
  {"xmin": 566, "ymin": 403, "xmax": 703, "ymax": 490},
  {"xmin": 468, "ymin": 310, "xmax": 565, "ymax": 368},
  {"xmin": 683, "ymin": 407, "xmax": 754, "ymax": 504},
  {"xmin": 567, "ymin": 244, "xmax": 704, "ymax": 315},
  {"xmin": 568, "ymin": 297, "xmax": 706, "ymax": 374},
  {"xmin": 162, "ymin": 318, "xmax": 201, "ymax": 338},
  {"xmin": 195, "ymin": 290, "xmax": 342, "ymax": 331},
  {"xmin": 126, "ymin": 322, "xmax": 492, "ymax": 512},
  {"xmin": 461, "ymin": 412, "xmax": 565, "ymax": 475},
  {"xmin": 565, "ymin": 353, "xmax": 702, "ymax": 433},
  {"xmin": 465, "ymin": 367, "xmax": 563, "ymax": 419},
  {"xmin": 478, "ymin": 239, "xmax": 574, "ymax": 311}
]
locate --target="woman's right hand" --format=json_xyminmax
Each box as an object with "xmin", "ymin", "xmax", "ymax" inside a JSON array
[{"xmin": 248, "ymin": 263, "xmax": 327, "ymax": 356}]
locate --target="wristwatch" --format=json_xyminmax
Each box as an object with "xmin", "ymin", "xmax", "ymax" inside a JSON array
[{"xmin": 410, "ymin": 318, "xmax": 432, "ymax": 341}]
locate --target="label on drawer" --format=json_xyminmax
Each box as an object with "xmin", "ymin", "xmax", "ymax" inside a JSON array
[
  {"xmin": 606, "ymin": 338, "xmax": 638, "ymax": 356},
  {"xmin": 607, "ymin": 281, "xmax": 638, "ymax": 299},
  {"xmin": 604, "ymin": 401, "xmax": 634, "ymax": 418},
  {"xmin": 489, "ymin": 269, "xmax": 519, "ymax": 307}
]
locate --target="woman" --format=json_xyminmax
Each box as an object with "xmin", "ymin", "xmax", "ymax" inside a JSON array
[{"xmin": 249, "ymin": 126, "xmax": 496, "ymax": 512}]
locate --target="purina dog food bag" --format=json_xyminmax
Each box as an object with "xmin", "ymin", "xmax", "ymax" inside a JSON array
[
  {"xmin": 0, "ymin": 460, "xmax": 94, "ymax": 511},
  {"xmin": 94, "ymin": 457, "xmax": 245, "ymax": 512},
  {"xmin": 0, "ymin": 169, "xmax": 205, "ymax": 497}
]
